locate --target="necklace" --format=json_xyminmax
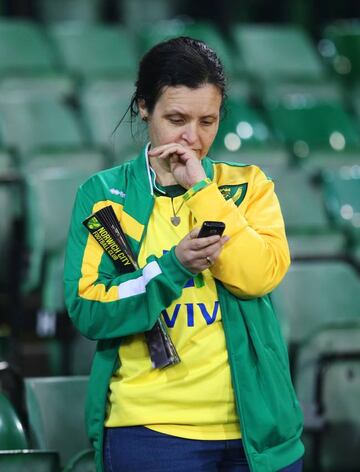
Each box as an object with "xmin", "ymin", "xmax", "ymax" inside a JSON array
[{"xmin": 170, "ymin": 198, "xmax": 185, "ymax": 226}]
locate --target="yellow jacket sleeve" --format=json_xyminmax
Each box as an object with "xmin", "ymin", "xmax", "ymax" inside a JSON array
[{"xmin": 184, "ymin": 167, "xmax": 290, "ymax": 298}]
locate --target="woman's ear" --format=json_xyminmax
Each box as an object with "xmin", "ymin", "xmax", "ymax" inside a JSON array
[{"xmin": 138, "ymin": 99, "xmax": 148, "ymax": 121}]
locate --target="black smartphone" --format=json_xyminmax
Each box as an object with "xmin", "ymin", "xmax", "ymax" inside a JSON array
[{"xmin": 198, "ymin": 221, "xmax": 225, "ymax": 238}]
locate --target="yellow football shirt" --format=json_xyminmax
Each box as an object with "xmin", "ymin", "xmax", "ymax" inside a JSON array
[{"xmin": 105, "ymin": 187, "xmax": 241, "ymax": 440}]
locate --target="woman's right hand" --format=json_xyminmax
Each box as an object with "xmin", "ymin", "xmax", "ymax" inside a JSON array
[{"xmin": 175, "ymin": 228, "xmax": 229, "ymax": 274}]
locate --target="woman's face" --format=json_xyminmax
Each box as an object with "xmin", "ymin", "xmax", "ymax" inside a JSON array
[{"xmin": 140, "ymin": 84, "xmax": 222, "ymax": 160}]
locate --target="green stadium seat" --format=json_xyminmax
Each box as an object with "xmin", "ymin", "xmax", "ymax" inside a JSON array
[
  {"xmin": 23, "ymin": 167, "xmax": 95, "ymax": 312},
  {"xmin": 321, "ymin": 20, "xmax": 360, "ymax": 87},
  {"xmin": 271, "ymin": 261, "xmax": 360, "ymax": 348},
  {"xmin": 25, "ymin": 376, "xmax": 90, "ymax": 467},
  {"xmin": 268, "ymin": 167, "xmax": 345, "ymax": 258},
  {"xmin": 295, "ymin": 323, "xmax": 360, "ymax": 472},
  {"xmin": 231, "ymin": 24, "xmax": 326, "ymax": 83},
  {"xmin": 0, "ymin": 393, "xmax": 28, "ymax": 450},
  {"xmin": 0, "ymin": 96, "xmax": 97, "ymax": 165},
  {"xmin": 36, "ymin": 0, "xmax": 103, "ymax": 24},
  {"xmin": 49, "ymin": 23, "xmax": 138, "ymax": 80},
  {"xmin": 63, "ymin": 448, "xmax": 95, "ymax": 472},
  {"xmin": 211, "ymin": 97, "xmax": 289, "ymax": 168},
  {"xmin": 264, "ymin": 93, "xmax": 360, "ymax": 170},
  {"xmin": 0, "ymin": 19, "xmax": 56, "ymax": 74},
  {"xmin": 0, "ymin": 450, "xmax": 60, "ymax": 472},
  {"xmin": 322, "ymin": 165, "xmax": 360, "ymax": 263},
  {"xmin": 139, "ymin": 19, "xmax": 240, "ymax": 77},
  {"xmin": 0, "ymin": 19, "xmax": 74, "ymax": 100},
  {"xmin": 119, "ymin": 0, "xmax": 179, "ymax": 34},
  {"xmin": 80, "ymin": 79, "xmax": 139, "ymax": 159}
]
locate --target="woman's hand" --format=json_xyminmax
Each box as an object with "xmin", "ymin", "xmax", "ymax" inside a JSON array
[
  {"xmin": 148, "ymin": 143, "xmax": 206, "ymax": 189},
  {"xmin": 175, "ymin": 228, "xmax": 229, "ymax": 274}
]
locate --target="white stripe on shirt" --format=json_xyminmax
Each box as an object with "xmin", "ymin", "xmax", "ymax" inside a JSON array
[{"xmin": 117, "ymin": 260, "xmax": 162, "ymax": 299}]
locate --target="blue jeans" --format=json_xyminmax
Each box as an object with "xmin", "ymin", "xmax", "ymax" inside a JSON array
[{"xmin": 103, "ymin": 426, "xmax": 303, "ymax": 472}]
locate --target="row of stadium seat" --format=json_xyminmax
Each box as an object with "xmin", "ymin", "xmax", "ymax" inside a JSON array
[
  {"xmin": 0, "ymin": 89, "xmax": 358, "ymax": 170},
  {"xmin": 0, "ymin": 18, "xmax": 359, "ymax": 85}
]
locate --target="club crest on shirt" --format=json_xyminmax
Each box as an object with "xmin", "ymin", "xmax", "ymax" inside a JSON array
[{"xmin": 219, "ymin": 183, "xmax": 248, "ymax": 206}]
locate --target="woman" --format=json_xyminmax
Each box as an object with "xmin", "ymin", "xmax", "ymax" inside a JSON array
[{"xmin": 64, "ymin": 37, "xmax": 304, "ymax": 472}]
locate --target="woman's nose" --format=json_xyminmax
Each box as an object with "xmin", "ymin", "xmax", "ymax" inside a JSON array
[{"xmin": 181, "ymin": 124, "xmax": 198, "ymax": 145}]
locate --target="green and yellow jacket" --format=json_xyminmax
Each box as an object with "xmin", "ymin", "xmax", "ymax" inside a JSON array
[{"xmin": 64, "ymin": 145, "xmax": 304, "ymax": 472}]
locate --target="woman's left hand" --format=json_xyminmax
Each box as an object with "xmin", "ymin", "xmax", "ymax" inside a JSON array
[{"xmin": 148, "ymin": 143, "xmax": 206, "ymax": 189}]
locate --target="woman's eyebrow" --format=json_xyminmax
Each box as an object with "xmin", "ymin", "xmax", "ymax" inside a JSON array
[{"xmin": 165, "ymin": 110, "xmax": 219, "ymax": 119}]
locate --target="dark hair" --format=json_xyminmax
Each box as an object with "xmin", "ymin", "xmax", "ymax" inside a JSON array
[
  {"xmin": 112, "ymin": 37, "xmax": 227, "ymax": 138},
  {"xmin": 130, "ymin": 36, "xmax": 227, "ymax": 118}
]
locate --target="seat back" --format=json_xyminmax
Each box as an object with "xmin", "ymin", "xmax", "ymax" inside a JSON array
[
  {"xmin": 232, "ymin": 24, "xmax": 325, "ymax": 82},
  {"xmin": 265, "ymin": 98, "xmax": 360, "ymax": 158},
  {"xmin": 49, "ymin": 23, "xmax": 138, "ymax": 79},
  {"xmin": 0, "ymin": 393, "xmax": 28, "ymax": 450},
  {"xmin": 323, "ymin": 166, "xmax": 360, "ymax": 242},
  {"xmin": 23, "ymin": 166, "xmax": 92, "ymax": 309},
  {"xmin": 25, "ymin": 376, "xmax": 90, "ymax": 467},
  {"xmin": 0, "ymin": 19, "xmax": 56, "ymax": 75},
  {"xmin": 323, "ymin": 21, "xmax": 360, "ymax": 86},
  {"xmin": 272, "ymin": 261, "xmax": 360, "ymax": 346},
  {"xmin": 80, "ymin": 79, "xmax": 139, "ymax": 158},
  {"xmin": 211, "ymin": 97, "xmax": 288, "ymax": 167},
  {"xmin": 37, "ymin": 0, "xmax": 102, "ymax": 24},
  {"xmin": 0, "ymin": 96, "xmax": 85, "ymax": 158},
  {"xmin": 296, "ymin": 324, "xmax": 360, "ymax": 472}
]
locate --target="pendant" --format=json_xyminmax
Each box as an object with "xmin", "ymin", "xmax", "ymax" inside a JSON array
[{"xmin": 171, "ymin": 216, "xmax": 181, "ymax": 226}]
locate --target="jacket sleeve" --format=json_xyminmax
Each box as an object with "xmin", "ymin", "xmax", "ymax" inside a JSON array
[
  {"xmin": 64, "ymin": 183, "xmax": 194, "ymax": 340},
  {"xmin": 185, "ymin": 168, "xmax": 290, "ymax": 298}
]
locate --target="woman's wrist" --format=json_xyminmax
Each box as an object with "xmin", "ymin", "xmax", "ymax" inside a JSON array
[{"xmin": 183, "ymin": 178, "xmax": 212, "ymax": 201}]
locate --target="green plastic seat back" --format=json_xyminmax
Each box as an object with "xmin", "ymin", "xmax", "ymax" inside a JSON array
[
  {"xmin": 0, "ymin": 97, "xmax": 85, "ymax": 158},
  {"xmin": 232, "ymin": 25, "xmax": 325, "ymax": 82},
  {"xmin": 80, "ymin": 80, "xmax": 139, "ymax": 155},
  {"xmin": 49, "ymin": 23, "xmax": 138, "ymax": 78},
  {"xmin": 213, "ymin": 98, "xmax": 275, "ymax": 152},
  {"xmin": 265, "ymin": 99, "xmax": 360, "ymax": 155},
  {"xmin": 268, "ymin": 168, "xmax": 344, "ymax": 258},
  {"xmin": 268, "ymin": 167, "xmax": 331, "ymax": 232},
  {"xmin": 37, "ymin": 0, "xmax": 102, "ymax": 24},
  {"xmin": 296, "ymin": 324, "xmax": 360, "ymax": 471},
  {"xmin": 27, "ymin": 168, "xmax": 91, "ymax": 252},
  {"xmin": 296, "ymin": 324, "xmax": 360, "ymax": 406},
  {"xmin": 272, "ymin": 261, "xmax": 360, "ymax": 345},
  {"xmin": 25, "ymin": 376, "xmax": 90, "ymax": 467},
  {"xmin": 23, "ymin": 167, "xmax": 91, "ymax": 298},
  {"xmin": 323, "ymin": 21, "xmax": 360, "ymax": 84},
  {"xmin": 0, "ymin": 450, "xmax": 60, "ymax": 472},
  {"xmin": 0, "ymin": 19, "xmax": 56, "ymax": 75},
  {"xmin": 323, "ymin": 167, "xmax": 360, "ymax": 240},
  {"xmin": 211, "ymin": 98, "xmax": 289, "ymax": 167},
  {"xmin": 63, "ymin": 448, "xmax": 95, "ymax": 472},
  {"xmin": 0, "ymin": 393, "xmax": 28, "ymax": 450}
]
